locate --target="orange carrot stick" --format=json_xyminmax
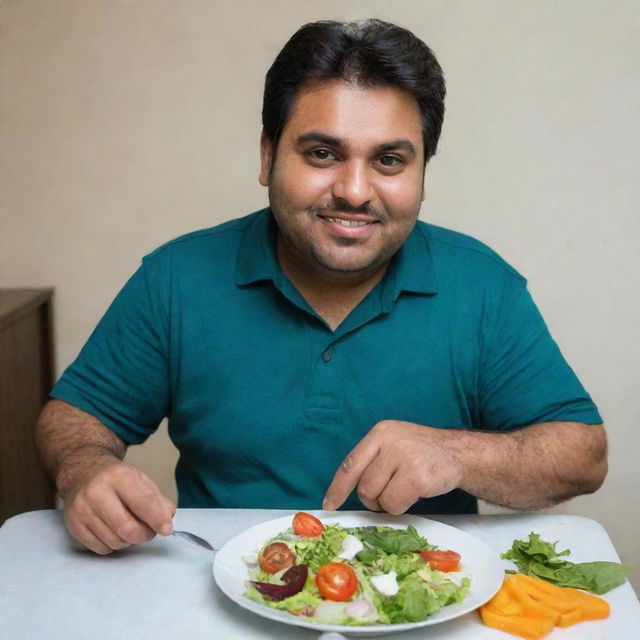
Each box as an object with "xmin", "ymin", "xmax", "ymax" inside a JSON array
[{"xmin": 479, "ymin": 607, "xmax": 556, "ymax": 640}]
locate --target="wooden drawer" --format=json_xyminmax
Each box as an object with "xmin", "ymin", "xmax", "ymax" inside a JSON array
[{"xmin": 0, "ymin": 289, "xmax": 55, "ymax": 523}]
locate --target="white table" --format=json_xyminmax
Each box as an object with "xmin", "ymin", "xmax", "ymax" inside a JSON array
[{"xmin": 1, "ymin": 509, "xmax": 638, "ymax": 639}]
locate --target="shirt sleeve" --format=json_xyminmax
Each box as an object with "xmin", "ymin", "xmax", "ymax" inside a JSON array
[
  {"xmin": 478, "ymin": 281, "xmax": 602, "ymax": 430},
  {"xmin": 50, "ymin": 258, "xmax": 170, "ymax": 444}
]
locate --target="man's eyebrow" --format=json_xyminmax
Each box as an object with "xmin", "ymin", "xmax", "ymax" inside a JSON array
[
  {"xmin": 373, "ymin": 139, "xmax": 417, "ymax": 156},
  {"xmin": 296, "ymin": 131, "xmax": 344, "ymax": 148}
]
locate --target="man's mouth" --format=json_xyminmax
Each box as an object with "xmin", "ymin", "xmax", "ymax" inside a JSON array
[
  {"xmin": 315, "ymin": 213, "xmax": 381, "ymax": 241},
  {"xmin": 323, "ymin": 217, "xmax": 375, "ymax": 227}
]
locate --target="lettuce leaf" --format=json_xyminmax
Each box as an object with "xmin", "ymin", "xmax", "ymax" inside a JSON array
[
  {"xmin": 502, "ymin": 532, "xmax": 632, "ymax": 594},
  {"xmin": 350, "ymin": 525, "xmax": 430, "ymax": 554},
  {"xmin": 290, "ymin": 524, "xmax": 347, "ymax": 571},
  {"xmin": 370, "ymin": 552, "xmax": 426, "ymax": 579},
  {"xmin": 379, "ymin": 572, "xmax": 466, "ymax": 623},
  {"xmin": 379, "ymin": 573, "xmax": 434, "ymax": 623}
]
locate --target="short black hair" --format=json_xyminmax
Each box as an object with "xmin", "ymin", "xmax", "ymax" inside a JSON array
[{"xmin": 262, "ymin": 19, "xmax": 446, "ymax": 164}]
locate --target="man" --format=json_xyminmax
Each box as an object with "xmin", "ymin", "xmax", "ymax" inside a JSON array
[{"xmin": 36, "ymin": 19, "xmax": 607, "ymax": 555}]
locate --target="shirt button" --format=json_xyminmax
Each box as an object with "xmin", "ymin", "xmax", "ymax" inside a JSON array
[{"xmin": 322, "ymin": 349, "xmax": 333, "ymax": 362}]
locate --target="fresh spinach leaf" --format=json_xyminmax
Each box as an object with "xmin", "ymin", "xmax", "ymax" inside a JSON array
[
  {"xmin": 350, "ymin": 525, "xmax": 429, "ymax": 554},
  {"xmin": 502, "ymin": 532, "xmax": 632, "ymax": 594}
]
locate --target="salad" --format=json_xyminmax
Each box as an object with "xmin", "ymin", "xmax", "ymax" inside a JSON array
[{"xmin": 243, "ymin": 512, "xmax": 470, "ymax": 626}]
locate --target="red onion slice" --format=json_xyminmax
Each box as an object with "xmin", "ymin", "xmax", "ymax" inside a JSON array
[{"xmin": 251, "ymin": 564, "xmax": 309, "ymax": 601}]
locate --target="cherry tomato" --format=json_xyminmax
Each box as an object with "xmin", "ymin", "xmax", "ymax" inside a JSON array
[
  {"xmin": 259, "ymin": 542, "xmax": 296, "ymax": 573},
  {"xmin": 315, "ymin": 562, "xmax": 358, "ymax": 601},
  {"xmin": 292, "ymin": 512, "xmax": 324, "ymax": 537},
  {"xmin": 419, "ymin": 549, "xmax": 461, "ymax": 572}
]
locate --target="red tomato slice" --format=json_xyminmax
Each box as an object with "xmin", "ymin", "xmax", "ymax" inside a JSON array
[
  {"xmin": 292, "ymin": 512, "xmax": 324, "ymax": 537},
  {"xmin": 315, "ymin": 562, "xmax": 358, "ymax": 601},
  {"xmin": 419, "ymin": 549, "xmax": 461, "ymax": 572},
  {"xmin": 259, "ymin": 542, "xmax": 296, "ymax": 573}
]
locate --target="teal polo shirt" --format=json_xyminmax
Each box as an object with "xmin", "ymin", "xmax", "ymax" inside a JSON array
[{"xmin": 51, "ymin": 209, "xmax": 602, "ymax": 514}]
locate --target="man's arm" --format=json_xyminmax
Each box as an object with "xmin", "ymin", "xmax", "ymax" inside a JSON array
[
  {"xmin": 36, "ymin": 399, "xmax": 175, "ymax": 554},
  {"xmin": 322, "ymin": 420, "xmax": 607, "ymax": 514}
]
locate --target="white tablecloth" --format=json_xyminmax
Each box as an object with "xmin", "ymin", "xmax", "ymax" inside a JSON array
[{"xmin": 1, "ymin": 509, "xmax": 638, "ymax": 639}]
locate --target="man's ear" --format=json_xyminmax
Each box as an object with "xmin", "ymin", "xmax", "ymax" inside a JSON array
[{"xmin": 259, "ymin": 130, "xmax": 274, "ymax": 186}]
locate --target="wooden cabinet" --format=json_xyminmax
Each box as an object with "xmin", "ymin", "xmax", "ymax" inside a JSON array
[{"xmin": 0, "ymin": 289, "xmax": 55, "ymax": 524}]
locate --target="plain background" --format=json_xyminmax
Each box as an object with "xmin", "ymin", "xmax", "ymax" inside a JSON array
[{"xmin": 1, "ymin": 0, "xmax": 638, "ymax": 593}]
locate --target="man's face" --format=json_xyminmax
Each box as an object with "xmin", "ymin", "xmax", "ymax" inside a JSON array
[{"xmin": 260, "ymin": 80, "xmax": 425, "ymax": 282}]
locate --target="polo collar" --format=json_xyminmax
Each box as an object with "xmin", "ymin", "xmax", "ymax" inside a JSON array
[
  {"xmin": 382, "ymin": 219, "xmax": 439, "ymax": 302},
  {"xmin": 235, "ymin": 208, "xmax": 439, "ymax": 299},
  {"xmin": 235, "ymin": 209, "xmax": 281, "ymax": 287}
]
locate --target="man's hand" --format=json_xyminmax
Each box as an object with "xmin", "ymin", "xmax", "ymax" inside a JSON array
[
  {"xmin": 322, "ymin": 420, "xmax": 607, "ymax": 514},
  {"xmin": 36, "ymin": 399, "xmax": 176, "ymax": 555},
  {"xmin": 63, "ymin": 456, "xmax": 176, "ymax": 555},
  {"xmin": 322, "ymin": 421, "xmax": 463, "ymax": 514}
]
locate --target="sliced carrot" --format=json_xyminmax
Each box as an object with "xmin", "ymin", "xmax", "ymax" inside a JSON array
[
  {"xmin": 511, "ymin": 574, "xmax": 577, "ymax": 613},
  {"xmin": 479, "ymin": 607, "xmax": 556, "ymax": 640},
  {"xmin": 511, "ymin": 573, "xmax": 567, "ymax": 596},
  {"xmin": 479, "ymin": 574, "xmax": 610, "ymax": 638},
  {"xmin": 483, "ymin": 584, "xmax": 523, "ymax": 616},
  {"xmin": 562, "ymin": 588, "xmax": 610, "ymax": 620},
  {"xmin": 557, "ymin": 606, "xmax": 584, "ymax": 627},
  {"xmin": 503, "ymin": 577, "xmax": 559, "ymax": 623}
]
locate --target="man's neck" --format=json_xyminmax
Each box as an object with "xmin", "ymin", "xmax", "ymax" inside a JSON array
[{"xmin": 277, "ymin": 241, "xmax": 389, "ymax": 331}]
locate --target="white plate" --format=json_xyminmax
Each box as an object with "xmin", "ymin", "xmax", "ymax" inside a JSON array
[{"xmin": 213, "ymin": 511, "xmax": 504, "ymax": 636}]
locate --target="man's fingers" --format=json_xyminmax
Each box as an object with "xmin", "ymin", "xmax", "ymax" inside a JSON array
[
  {"xmin": 67, "ymin": 514, "xmax": 127, "ymax": 556},
  {"xmin": 79, "ymin": 463, "xmax": 167, "ymax": 542},
  {"xmin": 92, "ymin": 490, "xmax": 156, "ymax": 544},
  {"xmin": 75, "ymin": 523, "xmax": 115, "ymax": 555},
  {"xmin": 86, "ymin": 514, "xmax": 133, "ymax": 552},
  {"xmin": 323, "ymin": 438, "xmax": 381, "ymax": 511},
  {"xmin": 66, "ymin": 488, "xmax": 144, "ymax": 551},
  {"xmin": 376, "ymin": 470, "xmax": 421, "ymax": 516},
  {"xmin": 63, "ymin": 461, "xmax": 176, "ymax": 554},
  {"xmin": 114, "ymin": 470, "xmax": 175, "ymax": 536},
  {"xmin": 355, "ymin": 455, "xmax": 397, "ymax": 512}
]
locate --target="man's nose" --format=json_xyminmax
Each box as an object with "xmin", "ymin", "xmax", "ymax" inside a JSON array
[{"xmin": 331, "ymin": 161, "xmax": 374, "ymax": 208}]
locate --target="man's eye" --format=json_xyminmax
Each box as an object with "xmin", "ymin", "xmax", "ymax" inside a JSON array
[
  {"xmin": 378, "ymin": 155, "xmax": 402, "ymax": 167},
  {"xmin": 309, "ymin": 149, "xmax": 335, "ymax": 162}
]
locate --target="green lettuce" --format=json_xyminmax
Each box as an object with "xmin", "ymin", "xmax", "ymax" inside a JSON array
[
  {"xmin": 369, "ymin": 551, "xmax": 426, "ymax": 579},
  {"xmin": 379, "ymin": 571, "xmax": 469, "ymax": 623},
  {"xmin": 502, "ymin": 532, "xmax": 632, "ymax": 594},
  {"xmin": 289, "ymin": 524, "xmax": 347, "ymax": 571},
  {"xmin": 350, "ymin": 525, "xmax": 430, "ymax": 554},
  {"xmin": 352, "ymin": 544, "xmax": 470, "ymax": 624}
]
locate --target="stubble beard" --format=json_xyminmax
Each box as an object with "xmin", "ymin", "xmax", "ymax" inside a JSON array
[
  {"xmin": 269, "ymin": 184, "xmax": 421, "ymax": 282},
  {"xmin": 277, "ymin": 211, "xmax": 411, "ymax": 283}
]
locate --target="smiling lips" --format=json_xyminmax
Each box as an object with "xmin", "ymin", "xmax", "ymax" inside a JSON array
[
  {"xmin": 325, "ymin": 217, "xmax": 372, "ymax": 227},
  {"xmin": 318, "ymin": 213, "xmax": 380, "ymax": 238}
]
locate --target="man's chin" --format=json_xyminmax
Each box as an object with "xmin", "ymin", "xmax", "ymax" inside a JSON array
[{"xmin": 312, "ymin": 254, "xmax": 387, "ymax": 280}]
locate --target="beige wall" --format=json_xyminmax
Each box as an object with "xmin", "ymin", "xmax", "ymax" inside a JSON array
[{"xmin": 2, "ymin": 0, "xmax": 638, "ymax": 590}]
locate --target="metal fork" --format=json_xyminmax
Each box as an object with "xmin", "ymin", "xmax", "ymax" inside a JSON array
[{"xmin": 171, "ymin": 530, "xmax": 216, "ymax": 551}]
